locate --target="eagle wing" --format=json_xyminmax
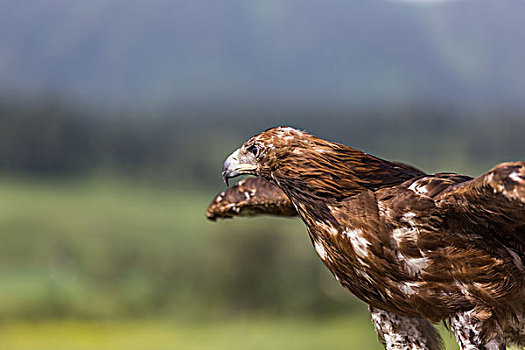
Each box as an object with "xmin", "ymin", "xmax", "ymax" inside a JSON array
[
  {"xmin": 206, "ymin": 178, "xmax": 296, "ymax": 220},
  {"xmin": 435, "ymin": 161, "xmax": 525, "ymax": 252},
  {"xmin": 343, "ymin": 166, "xmax": 525, "ymax": 321}
]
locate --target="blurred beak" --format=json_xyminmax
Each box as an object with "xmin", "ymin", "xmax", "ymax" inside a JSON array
[{"xmin": 222, "ymin": 149, "xmax": 256, "ymax": 186}]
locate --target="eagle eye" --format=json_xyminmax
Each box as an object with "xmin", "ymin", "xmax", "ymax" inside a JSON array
[{"xmin": 247, "ymin": 144, "xmax": 259, "ymax": 157}]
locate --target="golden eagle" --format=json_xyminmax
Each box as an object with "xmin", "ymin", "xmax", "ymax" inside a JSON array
[{"xmin": 211, "ymin": 126, "xmax": 524, "ymax": 349}]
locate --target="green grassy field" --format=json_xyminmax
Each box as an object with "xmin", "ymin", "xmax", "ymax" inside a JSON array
[
  {"xmin": 0, "ymin": 176, "xmax": 345, "ymax": 319},
  {"xmin": 0, "ymin": 318, "xmax": 460, "ymax": 350}
]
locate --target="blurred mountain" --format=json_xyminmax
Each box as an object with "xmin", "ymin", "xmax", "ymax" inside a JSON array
[{"xmin": 1, "ymin": 0, "xmax": 525, "ymax": 110}]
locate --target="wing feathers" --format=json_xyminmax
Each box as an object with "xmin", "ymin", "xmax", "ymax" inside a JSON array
[
  {"xmin": 206, "ymin": 178, "xmax": 296, "ymax": 220},
  {"xmin": 437, "ymin": 162, "xmax": 525, "ymax": 251}
]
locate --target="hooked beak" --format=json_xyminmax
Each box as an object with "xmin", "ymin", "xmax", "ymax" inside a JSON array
[{"xmin": 222, "ymin": 148, "xmax": 257, "ymax": 186}]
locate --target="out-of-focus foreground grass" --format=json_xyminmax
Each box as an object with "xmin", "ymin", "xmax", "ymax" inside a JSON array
[
  {"xmin": 0, "ymin": 318, "xmax": 459, "ymax": 350},
  {"xmin": 0, "ymin": 318, "xmax": 379, "ymax": 350},
  {"xmin": 0, "ymin": 176, "xmax": 460, "ymax": 349}
]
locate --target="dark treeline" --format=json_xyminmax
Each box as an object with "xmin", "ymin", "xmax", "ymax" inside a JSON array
[{"xmin": 1, "ymin": 98, "xmax": 524, "ymax": 185}]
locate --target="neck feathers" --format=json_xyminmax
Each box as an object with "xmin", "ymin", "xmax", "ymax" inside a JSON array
[{"xmin": 269, "ymin": 143, "xmax": 424, "ymax": 208}]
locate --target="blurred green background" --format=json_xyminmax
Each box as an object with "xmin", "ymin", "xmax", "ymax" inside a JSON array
[{"xmin": 1, "ymin": 1, "xmax": 525, "ymax": 349}]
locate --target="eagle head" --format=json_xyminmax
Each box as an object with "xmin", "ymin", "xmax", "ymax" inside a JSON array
[{"xmin": 222, "ymin": 126, "xmax": 309, "ymax": 185}]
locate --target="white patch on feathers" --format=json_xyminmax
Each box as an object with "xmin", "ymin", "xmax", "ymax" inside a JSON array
[
  {"xmin": 508, "ymin": 171, "xmax": 523, "ymax": 182},
  {"xmin": 399, "ymin": 282, "xmax": 418, "ymax": 296},
  {"xmin": 392, "ymin": 227, "xmax": 418, "ymax": 244},
  {"xmin": 314, "ymin": 240, "xmax": 327, "ymax": 260},
  {"xmin": 408, "ymin": 181, "xmax": 428, "ymax": 195},
  {"xmin": 405, "ymin": 257, "xmax": 428, "ymax": 274},
  {"xmin": 395, "ymin": 251, "xmax": 429, "ymax": 276},
  {"xmin": 494, "ymin": 170, "xmax": 524, "ymax": 201},
  {"xmin": 343, "ymin": 228, "xmax": 370, "ymax": 257},
  {"xmin": 401, "ymin": 212, "xmax": 417, "ymax": 226},
  {"xmin": 392, "ymin": 225, "xmax": 428, "ymax": 276},
  {"xmin": 316, "ymin": 221, "xmax": 338, "ymax": 236}
]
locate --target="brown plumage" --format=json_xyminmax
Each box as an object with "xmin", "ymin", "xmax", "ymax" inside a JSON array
[
  {"xmin": 218, "ymin": 126, "xmax": 525, "ymax": 349},
  {"xmin": 206, "ymin": 177, "xmax": 295, "ymax": 220}
]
